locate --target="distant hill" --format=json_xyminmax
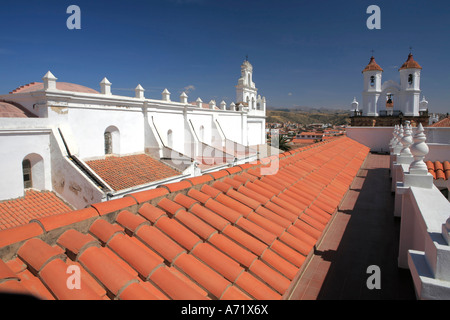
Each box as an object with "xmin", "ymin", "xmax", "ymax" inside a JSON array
[{"xmin": 266, "ymin": 107, "xmax": 350, "ymax": 126}]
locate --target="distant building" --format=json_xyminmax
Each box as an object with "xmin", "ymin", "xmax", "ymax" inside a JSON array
[{"xmin": 350, "ymin": 53, "xmax": 430, "ymax": 127}]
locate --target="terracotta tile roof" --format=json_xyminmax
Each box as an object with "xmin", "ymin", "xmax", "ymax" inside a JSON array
[
  {"xmin": 10, "ymin": 82, "xmax": 99, "ymax": 94},
  {"xmin": 291, "ymin": 139, "xmax": 317, "ymax": 145},
  {"xmin": 362, "ymin": 56, "xmax": 383, "ymax": 73},
  {"xmin": 0, "ymin": 190, "xmax": 73, "ymax": 231},
  {"xmin": 399, "ymin": 53, "xmax": 422, "ymax": 71},
  {"xmin": 85, "ymin": 154, "xmax": 180, "ymax": 191},
  {"xmin": 429, "ymin": 116, "xmax": 450, "ymax": 127},
  {"xmin": 0, "ymin": 136, "xmax": 370, "ymax": 300},
  {"xmin": 426, "ymin": 161, "xmax": 450, "ymax": 180}
]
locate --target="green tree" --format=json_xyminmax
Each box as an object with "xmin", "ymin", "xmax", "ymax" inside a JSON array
[{"xmin": 277, "ymin": 135, "xmax": 292, "ymax": 152}]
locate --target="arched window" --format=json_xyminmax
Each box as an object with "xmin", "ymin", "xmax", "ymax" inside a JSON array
[
  {"xmin": 22, "ymin": 159, "xmax": 32, "ymax": 189},
  {"xmin": 104, "ymin": 131, "xmax": 112, "ymax": 155},
  {"xmin": 22, "ymin": 154, "xmax": 45, "ymax": 190},
  {"xmin": 408, "ymin": 74, "xmax": 413, "ymax": 85},
  {"xmin": 104, "ymin": 126, "xmax": 120, "ymax": 155},
  {"xmin": 167, "ymin": 130, "xmax": 173, "ymax": 149},
  {"xmin": 247, "ymin": 74, "xmax": 251, "ymax": 86},
  {"xmin": 370, "ymin": 76, "xmax": 375, "ymax": 86}
]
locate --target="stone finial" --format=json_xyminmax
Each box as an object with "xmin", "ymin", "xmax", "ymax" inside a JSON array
[
  {"xmin": 419, "ymin": 96, "xmax": 428, "ymax": 111},
  {"xmin": 396, "ymin": 125, "xmax": 404, "ymax": 149},
  {"xmin": 220, "ymin": 100, "xmax": 227, "ymax": 110},
  {"xmin": 400, "ymin": 121, "xmax": 413, "ymax": 157},
  {"xmin": 196, "ymin": 97, "xmax": 203, "ymax": 108},
  {"xmin": 100, "ymin": 77, "xmax": 112, "ymax": 95},
  {"xmin": 135, "ymin": 84, "xmax": 145, "ymax": 99},
  {"xmin": 230, "ymin": 102, "xmax": 236, "ymax": 111},
  {"xmin": 409, "ymin": 123, "xmax": 429, "ymax": 174},
  {"xmin": 180, "ymin": 92, "xmax": 188, "ymax": 104},
  {"xmin": 162, "ymin": 88, "xmax": 171, "ymax": 101},
  {"xmin": 390, "ymin": 125, "xmax": 398, "ymax": 147},
  {"xmin": 43, "ymin": 71, "xmax": 57, "ymax": 90},
  {"xmin": 209, "ymin": 100, "xmax": 216, "ymax": 109},
  {"xmin": 351, "ymin": 97, "xmax": 359, "ymax": 110}
]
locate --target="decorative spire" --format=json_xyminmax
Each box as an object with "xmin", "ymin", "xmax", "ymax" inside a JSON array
[
  {"xmin": 180, "ymin": 92, "xmax": 188, "ymax": 104},
  {"xmin": 196, "ymin": 97, "xmax": 203, "ymax": 108},
  {"xmin": 351, "ymin": 97, "xmax": 359, "ymax": 111},
  {"xmin": 43, "ymin": 71, "xmax": 58, "ymax": 90},
  {"xmin": 162, "ymin": 88, "xmax": 171, "ymax": 101},
  {"xmin": 135, "ymin": 84, "xmax": 145, "ymax": 99},
  {"xmin": 409, "ymin": 123, "xmax": 429, "ymax": 174},
  {"xmin": 399, "ymin": 52, "xmax": 422, "ymax": 70},
  {"xmin": 396, "ymin": 125, "xmax": 404, "ymax": 149},
  {"xmin": 400, "ymin": 121, "xmax": 413, "ymax": 157},
  {"xmin": 100, "ymin": 77, "xmax": 112, "ymax": 95},
  {"xmin": 362, "ymin": 56, "xmax": 383, "ymax": 73},
  {"xmin": 390, "ymin": 125, "xmax": 399, "ymax": 147}
]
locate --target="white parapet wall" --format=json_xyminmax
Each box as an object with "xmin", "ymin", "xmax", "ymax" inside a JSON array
[
  {"xmin": 388, "ymin": 124, "xmax": 450, "ymax": 299},
  {"xmin": 348, "ymin": 126, "xmax": 450, "ymax": 158},
  {"xmin": 346, "ymin": 127, "xmax": 395, "ymax": 153}
]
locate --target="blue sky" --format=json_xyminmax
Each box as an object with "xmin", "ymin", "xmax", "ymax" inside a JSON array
[{"xmin": 0, "ymin": 0, "xmax": 449, "ymax": 113}]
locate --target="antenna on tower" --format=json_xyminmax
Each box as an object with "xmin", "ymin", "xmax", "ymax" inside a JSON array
[{"xmin": 245, "ymin": 54, "xmax": 248, "ymax": 61}]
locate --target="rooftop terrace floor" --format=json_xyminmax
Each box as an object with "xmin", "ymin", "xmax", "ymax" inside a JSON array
[{"xmin": 290, "ymin": 153, "xmax": 417, "ymax": 300}]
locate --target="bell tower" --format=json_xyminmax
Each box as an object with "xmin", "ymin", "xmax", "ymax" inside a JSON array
[
  {"xmin": 362, "ymin": 56, "xmax": 383, "ymax": 116},
  {"xmin": 399, "ymin": 53, "xmax": 422, "ymax": 116},
  {"xmin": 236, "ymin": 58, "xmax": 258, "ymax": 110}
]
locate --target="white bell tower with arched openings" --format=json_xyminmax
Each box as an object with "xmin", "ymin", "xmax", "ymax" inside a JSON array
[
  {"xmin": 236, "ymin": 59, "xmax": 258, "ymax": 110},
  {"xmin": 399, "ymin": 53, "xmax": 422, "ymax": 116},
  {"xmin": 362, "ymin": 56, "xmax": 383, "ymax": 116}
]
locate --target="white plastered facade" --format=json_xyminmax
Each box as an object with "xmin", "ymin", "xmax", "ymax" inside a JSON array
[{"xmin": 0, "ymin": 60, "xmax": 267, "ymax": 208}]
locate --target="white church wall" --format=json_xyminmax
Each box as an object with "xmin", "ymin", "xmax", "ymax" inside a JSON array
[
  {"xmin": 49, "ymin": 129, "xmax": 105, "ymax": 210},
  {"xmin": 0, "ymin": 128, "xmax": 52, "ymax": 200},
  {"xmin": 216, "ymin": 113, "xmax": 244, "ymax": 145},
  {"xmin": 151, "ymin": 110, "xmax": 187, "ymax": 154},
  {"xmin": 188, "ymin": 113, "xmax": 214, "ymax": 145},
  {"xmin": 68, "ymin": 106, "xmax": 145, "ymax": 159},
  {"xmin": 247, "ymin": 120, "xmax": 264, "ymax": 146}
]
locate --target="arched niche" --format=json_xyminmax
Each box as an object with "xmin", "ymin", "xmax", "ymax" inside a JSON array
[
  {"xmin": 22, "ymin": 153, "xmax": 45, "ymax": 190},
  {"xmin": 104, "ymin": 126, "xmax": 120, "ymax": 155}
]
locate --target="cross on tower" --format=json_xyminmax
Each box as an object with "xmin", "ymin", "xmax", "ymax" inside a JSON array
[
  {"xmin": 409, "ymin": 46, "xmax": 413, "ymax": 54},
  {"xmin": 371, "ymin": 49, "xmax": 375, "ymax": 57}
]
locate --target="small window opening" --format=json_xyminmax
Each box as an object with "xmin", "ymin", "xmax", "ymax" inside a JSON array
[{"xmin": 22, "ymin": 159, "xmax": 32, "ymax": 189}]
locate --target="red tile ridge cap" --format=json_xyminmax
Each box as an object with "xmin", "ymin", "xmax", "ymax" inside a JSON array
[
  {"xmin": 30, "ymin": 207, "xmax": 99, "ymax": 233},
  {"xmin": 158, "ymin": 180, "xmax": 192, "ymax": 193},
  {"xmin": 125, "ymin": 188, "xmax": 169, "ymax": 204},
  {"xmin": 0, "ymin": 222, "xmax": 45, "ymax": 249},
  {"xmin": 91, "ymin": 197, "xmax": 137, "ymax": 216}
]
